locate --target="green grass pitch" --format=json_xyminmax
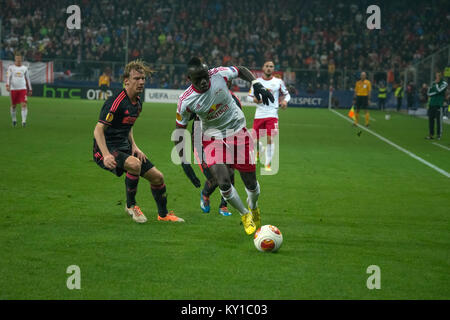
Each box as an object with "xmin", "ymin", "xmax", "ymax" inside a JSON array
[{"xmin": 0, "ymin": 96, "xmax": 449, "ymax": 299}]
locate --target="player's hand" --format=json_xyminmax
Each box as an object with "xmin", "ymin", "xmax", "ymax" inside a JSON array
[
  {"xmin": 252, "ymin": 82, "xmax": 274, "ymax": 106},
  {"xmin": 253, "ymin": 97, "xmax": 262, "ymax": 104},
  {"xmin": 28, "ymin": 90, "xmax": 32, "ymax": 96},
  {"xmin": 280, "ymin": 100, "xmax": 288, "ymax": 110},
  {"xmin": 181, "ymin": 163, "xmax": 201, "ymax": 188},
  {"xmin": 103, "ymin": 154, "xmax": 117, "ymax": 170},
  {"xmin": 133, "ymin": 146, "xmax": 147, "ymax": 163},
  {"xmin": 5, "ymin": 84, "xmax": 10, "ymax": 92}
]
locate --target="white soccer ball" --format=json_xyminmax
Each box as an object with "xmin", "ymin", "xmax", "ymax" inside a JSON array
[
  {"xmin": 385, "ymin": 114, "xmax": 391, "ymax": 120},
  {"xmin": 253, "ymin": 225, "xmax": 283, "ymax": 252}
]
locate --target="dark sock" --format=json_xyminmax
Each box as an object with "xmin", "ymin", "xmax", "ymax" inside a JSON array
[
  {"xmin": 151, "ymin": 183, "xmax": 168, "ymax": 217},
  {"xmin": 202, "ymin": 180, "xmax": 217, "ymax": 197},
  {"xmin": 125, "ymin": 173, "xmax": 139, "ymax": 208},
  {"xmin": 219, "ymin": 197, "xmax": 227, "ymax": 208}
]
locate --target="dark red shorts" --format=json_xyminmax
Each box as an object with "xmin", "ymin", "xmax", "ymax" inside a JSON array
[
  {"xmin": 202, "ymin": 128, "xmax": 255, "ymax": 172},
  {"xmin": 252, "ymin": 117, "xmax": 279, "ymax": 139},
  {"xmin": 10, "ymin": 89, "xmax": 28, "ymax": 105}
]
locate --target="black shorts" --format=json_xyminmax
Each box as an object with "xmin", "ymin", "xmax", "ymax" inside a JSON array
[
  {"xmin": 100, "ymin": 85, "xmax": 109, "ymax": 92},
  {"xmin": 93, "ymin": 143, "xmax": 154, "ymax": 177},
  {"xmin": 356, "ymin": 96, "xmax": 369, "ymax": 111}
]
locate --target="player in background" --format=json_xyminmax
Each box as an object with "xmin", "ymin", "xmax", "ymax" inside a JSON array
[
  {"xmin": 175, "ymin": 57, "xmax": 274, "ymax": 235},
  {"xmin": 6, "ymin": 52, "xmax": 32, "ymax": 127},
  {"xmin": 182, "ymin": 80, "xmax": 241, "ymax": 217},
  {"xmin": 93, "ymin": 59, "xmax": 184, "ymax": 223},
  {"xmin": 247, "ymin": 61, "xmax": 290, "ymax": 171}
]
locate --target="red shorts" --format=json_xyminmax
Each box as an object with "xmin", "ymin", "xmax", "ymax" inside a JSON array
[
  {"xmin": 202, "ymin": 128, "xmax": 255, "ymax": 172},
  {"xmin": 252, "ymin": 117, "xmax": 278, "ymax": 139},
  {"xmin": 10, "ymin": 89, "xmax": 28, "ymax": 105}
]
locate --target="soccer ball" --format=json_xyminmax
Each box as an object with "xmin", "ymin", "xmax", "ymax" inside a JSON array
[
  {"xmin": 385, "ymin": 114, "xmax": 391, "ymax": 120},
  {"xmin": 253, "ymin": 225, "xmax": 283, "ymax": 252}
]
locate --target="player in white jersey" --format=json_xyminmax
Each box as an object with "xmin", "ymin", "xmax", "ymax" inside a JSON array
[
  {"xmin": 175, "ymin": 57, "xmax": 274, "ymax": 235},
  {"xmin": 248, "ymin": 61, "xmax": 291, "ymax": 171},
  {"xmin": 6, "ymin": 52, "xmax": 32, "ymax": 127}
]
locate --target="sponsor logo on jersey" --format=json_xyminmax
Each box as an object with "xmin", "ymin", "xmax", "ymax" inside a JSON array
[
  {"xmin": 176, "ymin": 113, "xmax": 182, "ymax": 121},
  {"xmin": 208, "ymin": 104, "xmax": 222, "ymax": 113},
  {"xmin": 206, "ymin": 104, "xmax": 229, "ymax": 120},
  {"xmin": 122, "ymin": 116, "xmax": 137, "ymax": 124}
]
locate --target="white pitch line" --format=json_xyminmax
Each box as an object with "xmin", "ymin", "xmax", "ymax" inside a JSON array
[
  {"xmin": 330, "ymin": 109, "xmax": 450, "ymax": 178},
  {"xmin": 432, "ymin": 142, "xmax": 450, "ymax": 151}
]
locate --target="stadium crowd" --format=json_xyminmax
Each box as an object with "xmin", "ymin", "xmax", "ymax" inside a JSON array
[{"xmin": 1, "ymin": 0, "xmax": 449, "ymax": 90}]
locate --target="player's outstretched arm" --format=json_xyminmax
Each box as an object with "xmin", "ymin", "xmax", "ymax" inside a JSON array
[{"xmin": 237, "ymin": 66, "xmax": 274, "ymax": 105}]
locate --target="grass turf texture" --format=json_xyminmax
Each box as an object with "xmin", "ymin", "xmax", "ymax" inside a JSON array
[{"xmin": 0, "ymin": 96, "xmax": 449, "ymax": 299}]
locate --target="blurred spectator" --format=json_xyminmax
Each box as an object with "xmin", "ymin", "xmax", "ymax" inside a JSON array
[
  {"xmin": 419, "ymin": 83, "xmax": 428, "ymax": 108},
  {"xmin": 395, "ymin": 81, "xmax": 404, "ymax": 112},
  {"xmin": 406, "ymin": 81, "xmax": 416, "ymax": 110},
  {"xmin": 377, "ymin": 81, "xmax": 387, "ymax": 111}
]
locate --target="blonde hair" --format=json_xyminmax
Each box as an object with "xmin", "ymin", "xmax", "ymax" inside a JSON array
[{"xmin": 122, "ymin": 59, "xmax": 154, "ymax": 81}]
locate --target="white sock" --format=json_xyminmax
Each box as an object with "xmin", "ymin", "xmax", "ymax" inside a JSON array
[
  {"xmin": 10, "ymin": 107, "xmax": 17, "ymax": 122},
  {"xmin": 265, "ymin": 143, "xmax": 275, "ymax": 166},
  {"xmin": 220, "ymin": 185, "xmax": 249, "ymax": 216},
  {"xmin": 259, "ymin": 141, "xmax": 265, "ymax": 153},
  {"xmin": 245, "ymin": 181, "xmax": 260, "ymax": 210},
  {"xmin": 21, "ymin": 107, "xmax": 28, "ymax": 123}
]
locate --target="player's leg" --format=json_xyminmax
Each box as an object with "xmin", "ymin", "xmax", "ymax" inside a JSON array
[
  {"xmin": 209, "ymin": 164, "xmax": 251, "ymax": 217},
  {"xmin": 264, "ymin": 118, "xmax": 278, "ymax": 170},
  {"xmin": 365, "ymin": 109, "xmax": 370, "ymax": 127},
  {"xmin": 120, "ymin": 154, "xmax": 147, "ymax": 223},
  {"xmin": 217, "ymin": 167, "xmax": 234, "ymax": 216},
  {"xmin": 427, "ymin": 108, "xmax": 436, "ymax": 139},
  {"xmin": 252, "ymin": 119, "xmax": 264, "ymax": 162},
  {"xmin": 141, "ymin": 162, "xmax": 184, "ymax": 222},
  {"xmin": 240, "ymin": 170, "xmax": 261, "ymax": 229},
  {"xmin": 200, "ymin": 163, "xmax": 215, "ymax": 213},
  {"xmin": 204, "ymin": 137, "xmax": 253, "ymax": 232},
  {"xmin": 123, "ymin": 155, "xmax": 141, "ymax": 206},
  {"xmin": 199, "ymin": 164, "xmax": 232, "ymax": 216},
  {"xmin": 265, "ymin": 134, "xmax": 273, "ymax": 169},
  {"xmin": 21, "ymin": 101, "xmax": 28, "ymax": 127},
  {"xmin": 10, "ymin": 104, "xmax": 17, "ymax": 127}
]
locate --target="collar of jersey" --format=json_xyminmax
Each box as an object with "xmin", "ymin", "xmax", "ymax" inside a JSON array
[{"xmin": 123, "ymin": 88, "xmax": 140, "ymax": 105}]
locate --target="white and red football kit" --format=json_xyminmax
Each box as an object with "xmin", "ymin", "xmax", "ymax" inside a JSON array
[
  {"xmin": 248, "ymin": 76, "xmax": 290, "ymax": 138},
  {"xmin": 176, "ymin": 66, "xmax": 255, "ymax": 172},
  {"xmin": 6, "ymin": 64, "xmax": 32, "ymax": 105}
]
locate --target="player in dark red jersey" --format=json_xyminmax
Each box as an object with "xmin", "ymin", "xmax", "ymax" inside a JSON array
[{"xmin": 93, "ymin": 60, "xmax": 184, "ymax": 223}]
